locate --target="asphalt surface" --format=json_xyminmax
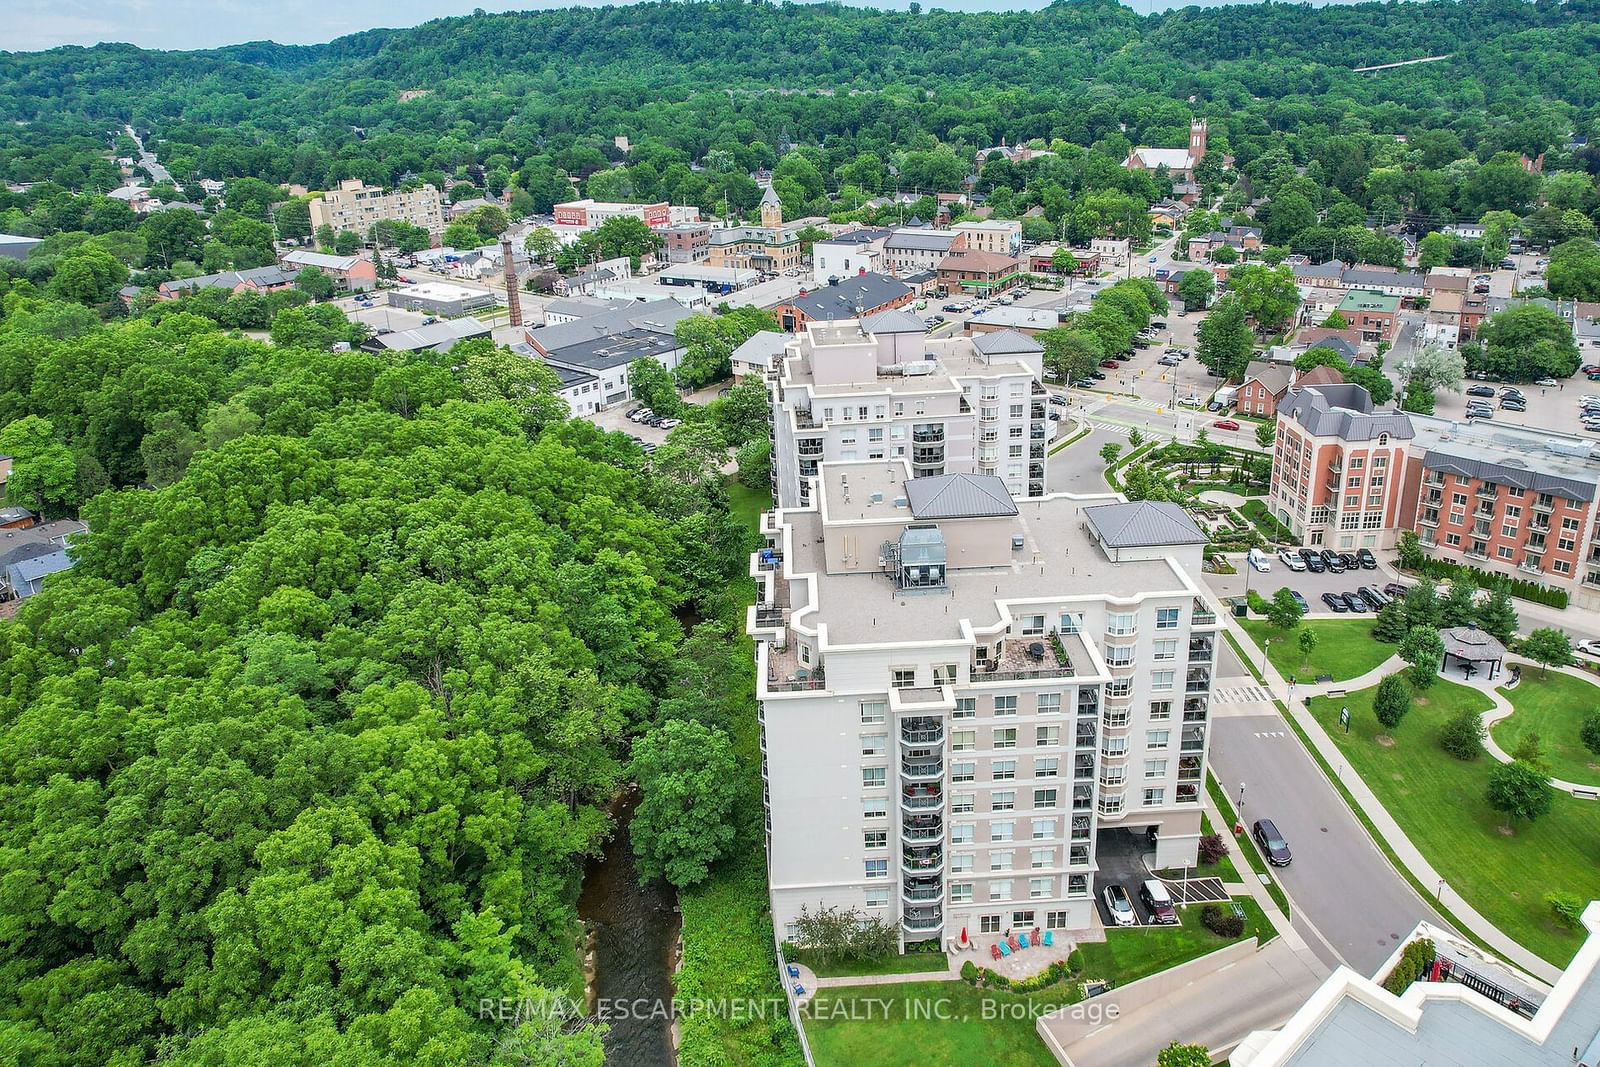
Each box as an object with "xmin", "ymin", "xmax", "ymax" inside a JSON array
[{"xmin": 1207, "ymin": 642, "xmax": 1448, "ymax": 974}]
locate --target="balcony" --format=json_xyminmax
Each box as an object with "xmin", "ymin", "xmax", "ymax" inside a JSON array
[
  {"xmin": 912, "ymin": 429, "xmax": 945, "ymax": 445},
  {"xmin": 1073, "ymin": 785, "xmax": 1093, "ymax": 811},
  {"xmin": 794, "ymin": 408, "xmax": 819, "ymax": 430},
  {"xmin": 1098, "ymin": 793, "xmax": 1126, "ymax": 817},
  {"xmin": 902, "ymin": 815, "xmax": 942, "ymax": 842},
  {"xmin": 901, "ymin": 784, "xmax": 943, "ymax": 813},
  {"xmin": 902, "ymin": 877, "xmax": 943, "ymax": 903},
  {"xmin": 1186, "ymin": 669, "xmax": 1212, "ymax": 694},
  {"xmin": 1030, "ymin": 403, "xmax": 1047, "ymax": 420},
  {"xmin": 1178, "ymin": 755, "xmax": 1203, "ymax": 781},
  {"xmin": 1075, "ymin": 724, "xmax": 1098, "ymax": 748},
  {"xmin": 753, "ymin": 604, "xmax": 788, "ymax": 629},
  {"xmin": 902, "ymin": 846, "xmax": 944, "ymax": 876},
  {"xmin": 900, "ymin": 753, "xmax": 944, "ymax": 782},
  {"xmin": 901, "ymin": 907, "xmax": 943, "ymax": 934},
  {"xmin": 1176, "ymin": 784, "xmax": 1200, "ymax": 804},
  {"xmin": 1074, "ymin": 756, "xmax": 1095, "ymax": 781},
  {"xmin": 1077, "ymin": 693, "xmax": 1100, "ymax": 718},
  {"xmin": 1102, "ymin": 708, "xmax": 1130, "ymax": 729},
  {"xmin": 1189, "ymin": 637, "xmax": 1214, "ymax": 662},
  {"xmin": 901, "ymin": 718, "xmax": 945, "ymax": 746},
  {"xmin": 1534, "ymin": 497, "xmax": 1555, "ymax": 513},
  {"xmin": 764, "ymin": 643, "xmax": 825, "ymax": 693},
  {"xmin": 979, "ymin": 638, "xmax": 1077, "ymax": 682},
  {"xmin": 1192, "ymin": 600, "xmax": 1217, "ymax": 627},
  {"xmin": 1071, "ymin": 815, "xmax": 1091, "ymax": 841}
]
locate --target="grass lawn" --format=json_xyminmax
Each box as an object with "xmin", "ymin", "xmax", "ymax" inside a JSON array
[
  {"xmin": 1206, "ymin": 773, "xmax": 1291, "ymax": 919},
  {"xmin": 788, "ymin": 947, "xmax": 950, "ymax": 978},
  {"xmin": 1491, "ymin": 669, "xmax": 1600, "ymax": 788},
  {"xmin": 725, "ymin": 480, "xmax": 772, "ymax": 529},
  {"xmin": 1307, "ymin": 679, "xmax": 1600, "ymax": 966},
  {"xmin": 1154, "ymin": 811, "xmax": 1241, "ymax": 884},
  {"xmin": 1238, "ymin": 617, "xmax": 1391, "ymax": 684},
  {"xmin": 804, "ymin": 901, "xmax": 1269, "ymax": 1067},
  {"xmin": 1238, "ymin": 498, "xmax": 1296, "ymax": 545}
]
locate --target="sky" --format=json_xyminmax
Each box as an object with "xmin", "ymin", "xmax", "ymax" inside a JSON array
[{"xmin": 7, "ymin": 0, "xmax": 1363, "ymax": 53}]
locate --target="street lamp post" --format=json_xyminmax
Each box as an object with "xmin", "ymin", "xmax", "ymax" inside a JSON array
[{"xmin": 1237, "ymin": 781, "xmax": 1246, "ymax": 834}]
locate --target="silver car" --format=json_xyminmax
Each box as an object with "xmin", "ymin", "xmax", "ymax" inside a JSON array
[{"xmin": 1103, "ymin": 883, "xmax": 1137, "ymax": 927}]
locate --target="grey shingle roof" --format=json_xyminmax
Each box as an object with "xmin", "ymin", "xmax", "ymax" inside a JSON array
[
  {"xmin": 787, "ymin": 274, "xmax": 911, "ymax": 321},
  {"xmin": 1420, "ymin": 450, "xmax": 1596, "ymax": 503},
  {"xmin": 1279, "ymin": 385, "xmax": 1415, "ymax": 442},
  {"xmin": 903, "ymin": 474, "xmax": 1018, "ymax": 519},
  {"xmin": 885, "ymin": 230, "xmax": 956, "ymax": 253},
  {"xmin": 859, "ymin": 309, "xmax": 928, "ymax": 335},
  {"xmin": 530, "ymin": 299, "xmax": 695, "ymax": 353},
  {"xmin": 1083, "ymin": 501, "xmax": 1207, "ymax": 549},
  {"xmin": 971, "ymin": 330, "xmax": 1045, "ymax": 357}
]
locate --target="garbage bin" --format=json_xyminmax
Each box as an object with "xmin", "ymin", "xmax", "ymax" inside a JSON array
[{"xmin": 1233, "ymin": 601, "xmax": 1248, "ymax": 618}]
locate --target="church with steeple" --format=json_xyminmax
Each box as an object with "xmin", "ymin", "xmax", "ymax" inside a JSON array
[{"xmin": 1123, "ymin": 118, "xmax": 1208, "ymax": 179}]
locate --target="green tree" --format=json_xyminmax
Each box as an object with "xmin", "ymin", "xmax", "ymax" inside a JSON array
[
  {"xmin": 1051, "ymin": 247, "xmax": 1078, "ymax": 275},
  {"xmin": 1373, "ymin": 600, "xmax": 1410, "ymax": 643},
  {"xmin": 1440, "ymin": 707, "xmax": 1487, "ymax": 760},
  {"xmin": 525, "ymin": 226, "xmax": 560, "ymax": 262},
  {"xmin": 1320, "ymin": 310, "xmax": 1349, "ymax": 329},
  {"xmin": 1417, "ymin": 232, "xmax": 1453, "ymax": 270},
  {"xmin": 294, "ymin": 265, "xmax": 336, "ymax": 300},
  {"xmin": 736, "ymin": 438, "xmax": 771, "ymax": 489},
  {"xmin": 0, "ymin": 415, "xmax": 78, "ymax": 515},
  {"xmin": 1298, "ymin": 626, "xmax": 1318, "ymax": 663},
  {"xmin": 1255, "ymin": 421, "xmax": 1274, "ymax": 449},
  {"xmin": 1522, "ymin": 627, "xmax": 1573, "ymax": 676},
  {"xmin": 1485, "ymin": 759, "xmax": 1555, "ymax": 830},
  {"xmin": 1373, "ymin": 673, "xmax": 1410, "ymax": 731},
  {"xmin": 1099, "ymin": 442, "xmax": 1123, "ymax": 466},
  {"xmin": 1195, "ymin": 296, "xmax": 1253, "ymax": 380},
  {"xmin": 628, "ymin": 356, "xmax": 683, "ymax": 416},
  {"xmin": 1038, "ymin": 327, "xmax": 1103, "ymax": 383},
  {"xmin": 1227, "ymin": 264, "xmax": 1299, "ymax": 332},
  {"xmin": 1266, "ymin": 586, "xmax": 1305, "ymax": 632},
  {"xmin": 629, "ymin": 719, "xmax": 740, "ymax": 887},
  {"xmin": 1474, "ymin": 587, "xmax": 1518, "ymax": 644},
  {"xmin": 1439, "ymin": 576, "xmax": 1478, "ymax": 628},
  {"xmin": 1580, "ymin": 711, "xmax": 1600, "ymax": 757},
  {"xmin": 1399, "ymin": 625, "xmax": 1444, "ymax": 690},
  {"xmin": 1177, "ymin": 268, "xmax": 1214, "ymax": 312},
  {"xmin": 1396, "ymin": 530, "xmax": 1426, "ymax": 573}
]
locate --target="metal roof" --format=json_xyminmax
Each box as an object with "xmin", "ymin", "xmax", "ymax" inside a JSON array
[
  {"xmin": 971, "ymin": 330, "xmax": 1045, "ymax": 357},
  {"xmin": 1280, "ymin": 386, "xmax": 1416, "ymax": 442},
  {"xmin": 1083, "ymin": 501, "xmax": 1207, "ymax": 549},
  {"xmin": 787, "ymin": 274, "xmax": 912, "ymax": 321},
  {"xmin": 903, "ymin": 473, "xmax": 1018, "ymax": 519},
  {"xmin": 859, "ymin": 309, "xmax": 928, "ymax": 335}
]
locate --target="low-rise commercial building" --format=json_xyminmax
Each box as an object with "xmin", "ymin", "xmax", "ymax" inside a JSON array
[
  {"xmin": 770, "ymin": 274, "xmax": 915, "ymax": 332},
  {"xmin": 937, "ymin": 250, "xmax": 1023, "ymax": 298},
  {"xmin": 157, "ymin": 264, "xmax": 300, "ymax": 300},
  {"xmin": 1337, "ymin": 289, "xmax": 1401, "ymax": 343},
  {"xmin": 522, "ymin": 298, "xmax": 696, "ymax": 408},
  {"xmin": 386, "ymin": 281, "xmax": 496, "ymax": 318},
  {"xmin": 950, "ymin": 219, "xmax": 1022, "ymax": 258},
  {"xmin": 883, "ymin": 229, "xmax": 962, "ymax": 275},
  {"xmin": 278, "ymin": 250, "xmax": 378, "ymax": 292},
  {"xmin": 361, "ymin": 317, "xmax": 490, "ymax": 354}
]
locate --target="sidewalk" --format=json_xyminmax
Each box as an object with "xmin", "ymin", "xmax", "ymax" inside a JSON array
[
  {"xmin": 1223, "ymin": 614, "xmax": 1565, "ymax": 984},
  {"xmin": 1472, "ymin": 662, "xmax": 1600, "ymax": 798}
]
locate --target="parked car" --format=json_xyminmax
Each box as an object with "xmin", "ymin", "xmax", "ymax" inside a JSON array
[
  {"xmin": 1382, "ymin": 581, "xmax": 1409, "ymax": 599},
  {"xmin": 1301, "ymin": 548, "xmax": 1327, "ymax": 573},
  {"xmin": 1252, "ymin": 819, "xmax": 1292, "ymax": 866},
  {"xmin": 1466, "ymin": 384, "xmax": 1496, "ymax": 398},
  {"xmin": 1159, "ymin": 356, "xmax": 1181, "ymax": 367},
  {"xmin": 1089, "ymin": 370, "xmax": 1106, "ymax": 380},
  {"xmin": 1049, "ymin": 394, "xmax": 1067, "ymax": 406},
  {"xmin": 1466, "ymin": 406, "xmax": 1493, "ymax": 420},
  {"xmin": 640, "ymin": 442, "xmax": 658, "ymax": 455},
  {"xmin": 1072, "ymin": 377, "xmax": 1097, "ymax": 388},
  {"xmin": 1139, "ymin": 880, "xmax": 1179, "ymax": 925},
  {"xmin": 1341, "ymin": 591, "xmax": 1368, "ymax": 613},
  {"xmin": 658, "ymin": 417, "xmax": 682, "ymax": 429},
  {"xmin": 1288, "ymin": 590, "xmax": 1309, "ymax": 613},
  {"xmin": 1321, "ymin": 591, "xmax": 1348, "ymax": 612},
  {"xmin": 1356, "ymin": 548, "xmax": 1378, "ymax": 570},
  {"xmin": 1499, "ymin": 386, "xmax": 1523, "ymax": 397},
  {"xmin": 1103, "ymin": 884, "xmax": 1137, "ymax": 927},
  {"xmin": 1278, "ymin": 549, "xmax": 1306, "ymax": 571},
  {"xmin": 1501, "ymin": 398, "xmax": 1526, "ymax": 412},
  {"xmin": 1206, "ymin": 399, "xmax": 1225, "ymax": 412},
  {"xmin": 1100, "ymin": 360, "xmax": 1121, "ymax": 369},
  {"xmin": 1213, "ymin": 419, "xmax": 1241, "ymax": 431},
  {"xmin": 1576, "ymin": 639, "xmax": 1600, "ymax": 658},
  {"xmin": 1247, "ymin": 548, "xmax": 1271, "ymax": 573},
  {"xmin": 1358, "ymin": 585, "xmax": 1389, "ymax": 610},
  {"xmin": 1319, "ymin": 549, "xmax": 1345, "ymax": 573},
  {"xmin": 1338, "ymin": 551, "xmax": 1360, "ymax": 570}
]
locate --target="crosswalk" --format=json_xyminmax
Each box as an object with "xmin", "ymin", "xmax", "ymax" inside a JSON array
[{"xmin": 1212, "ymin": 684, "xmax": 1272, "ymax": 704}]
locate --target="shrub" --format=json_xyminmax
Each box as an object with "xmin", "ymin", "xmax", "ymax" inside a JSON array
[
  {"xmin": 1409, "ymin": 557, "xmax": 1568, "ymax": 609},
  {"xmin": 1439, "ymin": 708, "xmax": 1486, "ymax": 760},
  {"xmin": 1381, "ymin": 937, "xmax": 1436, "ymax": 994},
  {"xmin": 1198, "ymin": 832, "xmax": 1230, "ymax": 865},
  {"xmin": 1158, "ymin": 1043, "xmax": 1213, "ymax": 1067},
  {"xmin": 1547, "ymin": 892, "xmax": 1586, "ymax": 930},
  {"xmin": 960, "ymin": 960, "xmax": 979, "ymax": 983},
  {"xmin": 1200, "ymin": 904, "xmax": 1245, "ymax": 938},
  {"xmin": 1582, "ymin": 711, "xmax": 1600, "ymax": 757},
  {"xmin": 1373, "ymin": 674, "xmax": 1411, "ymax": 731},
  {"xmin": 1246, "ymin": 589, "xmax": 1268, "ymax": 615}
]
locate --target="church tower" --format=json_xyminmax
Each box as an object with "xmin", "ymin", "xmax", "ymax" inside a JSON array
[
  {"xmin": 760, "ymin": 185, "xmax": 783, "ymax": 230},
  {"xmin": 1188, "ymin": 119, "xmax": 1208, "ymax": 165}
]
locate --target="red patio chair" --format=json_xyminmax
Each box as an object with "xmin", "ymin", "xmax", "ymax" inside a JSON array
[
  {"xmin": 1007, "ymin": 934, "xmax": 1020, "ymax": 952},
  {"xmin": 990, "ymin": 943, "xmax": 1002, "ymax": 961},
  {"xmin": 1031, "ymin": 926, "xmax": 1042, "ymax": 946}
]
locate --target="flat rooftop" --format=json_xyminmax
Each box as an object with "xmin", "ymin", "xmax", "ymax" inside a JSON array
[
  {"xmin": 780, "ymin": 330, "xmax": 1040, "ymax": 398},
  {"xmin": 1411, "ymin": 415, "xmax": 1600, "ymax": 500},
  {"xmin": 390, "ymin": 281, "xmax": 493, "ymax": 300},
  {"xmin": 785, "ymin": 465, "xmax": 1194, "ymax": 646}
]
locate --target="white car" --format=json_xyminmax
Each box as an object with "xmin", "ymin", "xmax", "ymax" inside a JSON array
[
  {"xmin": 1247, "ymin": 548, "xmax": 1271, "ymax": 573},
  {"xmin": 1279, "ymin": 548, "xmax": 1306, "ymax": 571},
  {"xmin": 1103, "ymin": 883, "xmax": 1137, "ymax": 927},
  {"xmin": 1576, "ymin": 639, "xmax": 1600, "ymax": 658},
  {"xmin": 1178, "ymin": 395, "xmax": 1202, "ymax": 408},
  {"xmin": 1535, "ymin": 377, "xmax": 1559, "ymax": 387}
]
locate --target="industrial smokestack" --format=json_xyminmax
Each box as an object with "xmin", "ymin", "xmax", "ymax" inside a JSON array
[{"xmin": 501, "ymin": 236, "xmax": 523, "ymax": 328}]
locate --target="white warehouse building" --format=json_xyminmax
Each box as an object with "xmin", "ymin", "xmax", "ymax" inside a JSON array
[{"xmin": 749, "ymin": 461, "xmax": 1220, "ymax": 953}]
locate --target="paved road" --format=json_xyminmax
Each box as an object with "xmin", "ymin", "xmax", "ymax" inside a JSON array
[
  {"xmin": 124, "ymin": 124, "xmax": 171, "ymax": 184},
  {"xmin": 1207, "ymin": 641, "xmax": 1448, "ymax": 974}
]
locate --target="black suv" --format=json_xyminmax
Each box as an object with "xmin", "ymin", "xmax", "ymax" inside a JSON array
[
  {"xmin": 1253, "ymin": 819, "xmax": 1292, "ymax": 866},
  {"xmin": 1320, "ymin": 548, "xmax": 1345, "ymax": 573},
  {"xmin": 1300, "ymin": 548, "xmax": 1326, "ymax": 573},
  {"xmin": 1356, "ymin": 548, "xmax": 1378, "ymax": 570}
]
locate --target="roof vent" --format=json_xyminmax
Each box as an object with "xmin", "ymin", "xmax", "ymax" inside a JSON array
[
  {"xmin": 1011, "ymin": 534, "xmax": 1025, "ymax": 551},
  {"xmin": 894, "ymin": 496, "xmax": 908, "ymax": 508},
  {"xmin": 870, "ymin": 492, "xmax": 883, "ymax": 503}
]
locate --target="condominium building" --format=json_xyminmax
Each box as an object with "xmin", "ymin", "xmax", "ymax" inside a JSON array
[
  {"xmin": 748, "ymin": 461, "xmax": 1218, "ymax": 949},
  {"xmin": 950, "ymin": 219, "xmax": 1022, "ymax": 258},
  {"xmin": 307, "ymin": 179, "xmax": 447, "ymax": 239},
  {"xmin": 1268, "ymin": 384, "xmax": 1600, "ymax": 609},
  {"xmin": 767, "ymin": 316, "xmax": 1052, "ymax": 510}
]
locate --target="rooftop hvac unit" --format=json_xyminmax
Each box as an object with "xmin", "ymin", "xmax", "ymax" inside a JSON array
[{"xmin": 903, "ymin": 360, "xmax": 936, "ymax": 376}]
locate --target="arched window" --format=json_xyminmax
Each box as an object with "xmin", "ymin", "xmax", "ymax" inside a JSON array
[{"xmin": 1377, "ymin": 433, "xmax": 1389, "ymax": 447}]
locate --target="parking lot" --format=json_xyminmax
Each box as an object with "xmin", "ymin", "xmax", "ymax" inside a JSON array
[
  {"xmin": 1235, "ymin": 552, "xmax": 1400, "ymax": 618},
  {"xmin": 1429, "ymin": 377, "xmax": 1600, "ymax": 441},
  {"xmin": 589, "ymin": 403, "xmax": 676, "ymax": 445},
  {"xmin": 1093, "ymin": 828, "xmax": 1169, "ymax": 927}
]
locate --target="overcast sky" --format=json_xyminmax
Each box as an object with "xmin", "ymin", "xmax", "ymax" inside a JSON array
[{"xmin": 9, "ymin": 0, "xmax": 1366, "ymax": 53}]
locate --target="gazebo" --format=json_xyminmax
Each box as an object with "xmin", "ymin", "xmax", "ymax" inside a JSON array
[{"xmin": 1439, "ymin": 625, "xmax": 1507, "ymax": 681}]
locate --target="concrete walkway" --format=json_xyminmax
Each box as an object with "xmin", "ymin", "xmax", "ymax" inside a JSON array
[{"xmin": 1223, "ymin": 615, "xmax": 1565, "ymax": 984}]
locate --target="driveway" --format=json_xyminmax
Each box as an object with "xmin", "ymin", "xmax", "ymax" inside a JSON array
[
  {"xmin": 1206, "ymin": 644, "xmax": 1449, "ymax": 974},
  {"xmin": 1045, "ymin": 425, "xmax": 1116, "ymax": 494},
  {"xmin": 1093, "ymin": 828, "xmax": 1163, "ymax": 926}
]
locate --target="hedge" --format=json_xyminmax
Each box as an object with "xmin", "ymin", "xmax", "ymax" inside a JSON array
[
  {"xmin": 1381, "ymin": 937, "xmax": 1437, "ymax": 995},
  {"xmin": 1412, "ymin": 558, "xmax": 1569, "ymax": 609}
]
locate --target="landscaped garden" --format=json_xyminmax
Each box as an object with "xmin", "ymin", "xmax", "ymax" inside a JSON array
[
  {"xmin": 1238, "ymin": 617, "xmax": 1392, "ymax": 683},
  {"xmin": 1491, "ymin": 669, "xmax": 1600, "ymax": 788},
  {"xmin": 1306, "ymin": 679, "xmax": 1600, "ymax": 966},
  {"xmin": 786, "ymin": 944, "xmax": 950, "ymax": 979},
  {"xmin": 802, "ymin": 899, "xmax": 1272, "ymax": 1067}
]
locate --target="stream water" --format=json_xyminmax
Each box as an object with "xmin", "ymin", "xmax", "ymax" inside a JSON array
[{"xmin": 577, "ymin": 789, "xmax": 680, "ymax": 1067}]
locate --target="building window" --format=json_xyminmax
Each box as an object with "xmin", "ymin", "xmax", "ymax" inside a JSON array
[
  {"xmin": 951, "ymin": 853, "xmax": 974, "ymax": 874},
  {"xmin": 933, "ymin": 663, "xmax": 958, "ymax": 685},
  {"xmin": 994, "ymin": 695, "xmax": 1018, "ymax": 716},
  {"xmin": 1037, "ymin": 693, "xmax": 1061, "ymax": 715},
  {"xmin": 1107, "ymin": 678, "xmax": 1132, "ymax": 697},
  {"xmin": 1149, "ymin": 701, "xmax": 1172, "ymax": 721},
  {"xmin": 1145, "ymin": 759, "xmax": 1168, "ymax": 779},
  {"xmin": 1032, "ymin": 818, "xmax": 1057, "ymax": 840},
  {"xmin": 952, "ymin": 730, "xmax": 976, "ymax": 752},
  {"xmin": 952, "ymin": 761, "xmax": 976, "ymax": 783},
  {"xmin": 1147, "ymin": 730, "xmax": 1170, "ymax": 750},
  {"xmin": 1034, "ymin": 788, "xmax": 1058, "ymax": 809},
  {"xmin": 954, "ymin": 697, "xmax": 977, "ymax": 719},
  {"xmin": 952, "ymin": 793, "xmax": 975, "ymax": 814},
  {"xmin": 891, "ymin": 668, "xmax": 916, "ymax": 689},
  {"xmin": 863, "ymin": 768, "xmax": 886, "ymax": 788},
  {"xmin": 989, "ymin": 880, "xmax": 1012, "ymax": 901},
  {"xmin": 993, "ymin": 759, "xmax": 1016, "ymax": 780},
  {"xmin": 864, "ymin": 830, "xmax": 887, "ymax": 850},
  {"xmin": 950, "ymin": 883, "xmax": 973, "ymax": 903},
  {"xmin": 1106, "ymin": 612, "xmax": 1137, "ymax": 636},
  {"xmin": 1153, "ymin": 639, "xmax": 1177, "ymax": 661},
  {"xmin": 994, "ymin": 728, "xmax": 1018, "ymax": 750},
  {"xmin": 1036, "ymin": 725, "xmax": 1060, "ymax": 747},
  {"xmin": 1151, "ymin": 671, "xmax": 1175, "ymax": 691},
  {"xmin": 1030, "ymin": 877, "xmax": 1053, "ymax": 899},
  {"xmin": 990, "ymin": 850, "xmax": 1014, "ymax": 871},
  {"xmin": 1060, "ymin": 612, "xmax": 1082, "ymax": 634},
  {"xmin": 1036, "ymin": 757, "xmax": 1059, "ymax": 778},
  {"xmin": 981, "ymin": 915, "xmax": 1003, "ymax": 933},
  {"xmin": 1021, "ymin": 614, "xmax": 1045, "ymax": 636},
  {"xmin": 1143, "ymin": 788, "xmax": 1165, "ymax": 806},
  {"xmin": 862, "ymin": 734, "xmax": 887, "ymax": 756},
  {"xmin": 861, "ymin": 701, "xmax": 886, "ymax": 724},
  {"xmin": 991, "ymin": 821, "xmax": 1014, "ymax": 842},
  {"xmin": 865, "ymin": 859, "xmax": 888, "ymax": 879},
  {"xmin": 952, "ymin": 823, "xmax": 976, "ymax": 844},
  {"xmin": 992, "ymin": 791, "xmax": 1016, "ymax": 812},
  {"xmin": 1047, "ymin": 910, "xmax": 1070, "ymax": 928}
]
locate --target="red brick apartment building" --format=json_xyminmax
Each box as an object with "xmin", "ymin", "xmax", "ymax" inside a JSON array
[{"xmin": 1268, "ymin": 384, "xmax": 1600, "ymax": 609}]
